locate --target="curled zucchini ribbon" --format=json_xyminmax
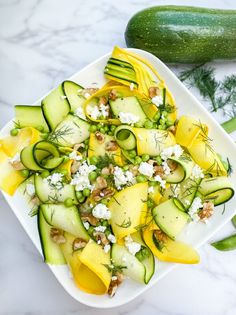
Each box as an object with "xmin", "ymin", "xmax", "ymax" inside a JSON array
[
  {"xmin": 21, "ymin": 141, "xmax": 64, "ymax": 171},
  {"xmin": 0, "ymin": 127, "xmax": 41, "ymax": 195},
  {"xmin": 176, "ymin": 116, "xmax": 227, "ymax": 176}
]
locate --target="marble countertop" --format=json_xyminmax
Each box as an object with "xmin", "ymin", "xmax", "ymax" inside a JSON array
[{"xmin": 0, "ymin": 0, "xmax": 236, "ymax": 314}]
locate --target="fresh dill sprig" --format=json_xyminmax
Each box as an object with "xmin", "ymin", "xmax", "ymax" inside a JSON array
[
  {"xmin": 96, "ymin": 154, "xmax": 115, "ymax": 169},
  {"xmin": 103, "ymin": 263, "xmax": 127, "ymax": 274},
  {"xmin": 116, "ymin": 217, "xmax": 131, "ymax": 228},
  {"xmin": 47, "ymin": 125, "xmax": 74, "ymax": 143}
]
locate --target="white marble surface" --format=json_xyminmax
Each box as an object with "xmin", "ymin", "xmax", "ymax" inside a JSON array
[{"xmin": 0, "ymin": 0, "xmax": 236, "ymax": 314}]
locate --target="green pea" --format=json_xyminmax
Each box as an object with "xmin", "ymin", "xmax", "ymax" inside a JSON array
[
  {"xmin": 158, "ymin": 124, "xmax": 165, "ymax": 130},
  {"xmin": 78, "ymin": 196, "xmax": 86, "ymax": 203},
  {"xmin": 149, "ymin": 180, "xmax": 158, "ymax": 186},
  {"xmin": 89, "ymin": 171, "xmax": 98, "ymax": 181},
  {"xmin": 84, "ymin": 144, "xmax": 88, "ymax": 150},
  {"xmin": 20, "ymin": 169, "xmax": 30, "ymax": 178},
  {"xmin": 142, "ymin": 154, "xmax": 150, "ymax": 162},
  {"xmin": 129, "ymin": 150, "xmax": 136, "ymax": 158},
  {"xmin": 144, "ymin": 120, "xmax": 153, "ymax": 129},
  {"xmin": 41, "ymin": 170, "xmax": 50, "ymax": 178},
  {"xmin": 147, "ymin": 199, "xmax": 154, "ymax": 208},
  {"xmin": 123, "ymin": 165, "xmax": 129, "ymax": 171},
  {"xmin": 154, "ymin": 112, "xmax": 161, "ymax": 122},
  {"xmin": 97, "ymin": 123, "xmax": 103, "ymax": 130},
  {"xmin": 136, "ymin": 175, "xmax": 147, "ymax": 183},
  {"xmin": 159, "ymin": 118, "xmax": 166, "ymax": 125},
  {"xmin": 10, "ymin": 128, "xmax": 19, "ymax": 136},
  {"xmin": 110, "ymin": 125, "xmax": 116, "ymax": 132},
  {"xmin": 153, "ymin": 123, "xmax": 158, "ymax": 129},
  {"xmin": 155, "ymin": 155, "xmax": 162, "ymax": 166},
  {"xmin": 89, "ymin": 125, "xmax": 97, "ymax": 132},
  {"xmin": 100, "ymin": 127, "xmax": 106, "ymax": 134},
  {"xmin": 104, "ymin": 125, "xmax": 109, "ymax": 132},
  {"xmin": 83, "ymin": 188, "xmax": 90, "ymax": 197},
  {"xmin": 64, "ymin": 197, "xmax": 74, "ymax": 207},
  {"xmin": 88, "ymin": 226, "xmax": 94, "ymax": 235},
  {"xmin": 135, "ymin": 156, "xmax": 142, "ymax": 164},
  {"xmin": 107, "ymin": 131, "xmax": 113, "ymax": 136},
  {"xmin": 76, "ymin": 191, "xmax": 83, "ymax": 199},
  {"xmin": 161, "ymin": 111, "xmax": 168, "ymax": 118},
  {"xmin": 84, "ymin": 138, "xmax": 90, "ymax": 144},
  {"xmin": 90, "ymin": 156, "xmax": 98, "ymax": 165},
  {"xmin": 166, "ymin": 120, "xmax": 174, "ymax": 127}
]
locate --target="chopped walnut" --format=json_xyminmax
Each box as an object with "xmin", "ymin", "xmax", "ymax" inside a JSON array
[
  {"xmin": 153, "ymin": 229, "xmax": 168, "ymax": 243},
  {"xmin": 99, "ymin": 96, "xmax": 108, "ymax": 105},
  {"xmin": 31, "ymin": 196, "xmax": 40, "ymax": 206},
  {"xmin": 50, "ymin": 228, "xmax": 66, "ymax": 244},
  {"xmin": 168, "ymin": 125, "xmax": 176, "ymax": 134},
  {"xmin": 167, "ymin": 159, "xmax": 178, "ymax": 171},
  {"xmin": 108, "ymin": 272, "xmax": 124, "ymax": 297},
  {"xmin": 81, "ymin": 213, "xmax": 99, "ymax": 226},
  {"xmin": 83, "ymin": 88, "xmax": 99, "ymax": 97},
  {"xmin": 105, "ymin": 140, "xmax": 118, "ymax": 152},
  {"xmin": 198, "ymin": 201, "xmax": 214, "ymax": 221},
  {"xmin": 148, "ymin": 86, "xmax": 160, "ymax": 98},
  {"xmin": 101, "ymin": 164, "xmax": 114, "ymax": 175},
  {"xmin": 71, "ymin": 160, "xmax": 81, "ymax": 174},
  {"xmin": 72, "ymin": 238, "xmax": 87, "ymax": 251},
  {"xmin": 108, "ymin": 89, "xmax": 118, "ymax": 101},
  {"xmin": 95, "ymin": 176, "xmax": 107, "ymax": 189},
  {"xmin": 102, "ymin": 187, "xmax": 115, "ymax": 197},
  {"xmin": 94, "ymin": 232, "xmax": 109, "ymax": 246},
  {"xmin": 154, "ymin": 165, "xmax": 165, "ymax": 178},
  {"xmin": 95, "ymin": 131, "xmax": 105, "ymax": 143},
  {"xmin": 10, "ymin": 161, "xmax": 25, "ymax": 170},
  {"xmin": 73, "ymin": 143, "xmax": 85, "ymax": 151},
  {"xmin": 128, "ymin": 165, "xmax": 139, "ymax": 176}
]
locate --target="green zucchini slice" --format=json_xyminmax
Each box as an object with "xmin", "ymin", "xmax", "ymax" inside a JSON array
[
  {"xmin": 62, "ymin": 80, "xmax": 85, "ymax": 113},
  {"xmin": 114, "ymin": 125, "xmax": 136, "ymax": 150}
]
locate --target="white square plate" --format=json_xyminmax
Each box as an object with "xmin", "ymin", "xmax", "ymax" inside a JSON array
[{"xmin": 1, "ymin": 49, "xmax": 236, "ymax": 308}]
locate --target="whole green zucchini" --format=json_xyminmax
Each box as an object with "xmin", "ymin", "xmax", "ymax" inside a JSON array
[{"xmin": 125, "ymin": 6, "xmax": 236, "ymax": 63}]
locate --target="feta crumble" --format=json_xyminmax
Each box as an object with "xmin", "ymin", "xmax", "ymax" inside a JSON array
[
  {"xmin": 113, "ymin": 166, "xmax": 136, "ymax": 190},
  {"xmin": 92, "ymin": 204, "xmax": 111, "ymax": 220},
  {"xmin": 107, "ymin": 234, "xmax": 116, "ymax": 244},
  {"xmin": 130, "ymin": 83, "xmax": 135, "ymax": 91},
  {"xmin": 104, "ymin": 244, "xmax": 111, "ymax": 253},
  {"xmin": 138, "ymin": 162, "xmax": 154, "ymax": 177},
  {"xmin": 190, "ymin": 165, "xmax": 204, "ymax": 180},
  {"xmin": 8, "ymin": 153, "xmax": 21, "ymax": 163},
  {"xmin": 148, "ymin": 186, "xmax": 154, "ymax": 193},
  {"xmin": 124, "ymin": 235, "xmax": 141, "ymax": 256},
  {"xmin": 44, "ymin": 173, "xmax": 64, "ymax": 190},
  {"xmin": 83, "ymin": 222, "xmax": 90, "ymax": 230},
  {"xmin": 162, "ymin": 160, "xmax": 171, "ymax": 175},
  {"xmin": 70, "ymin": 161, "xmax": 96, "ymax": 191},
  {"xmin": 94, "ymin": 225, "xmax": 107, "ymax": 233},
  {"xmin": 69, "ymin": 150, "xmax": 82, "ymax": 161},
  {"xmin": 153, "ymin": 175, "xmax": 166, "ymax": 189},
  {"xmin": 152, "ymin": 95, "xmax": 163, "ymax": 107},
  {"xmin": 60, "ymin": 95, "xmax": 67, "ymax": 100},
  {"xmin": 26, "ymin": 183, "xmax": 35, "ymax": 196},
  {"xmin": 188, "ymin": 197, "xmax": 203, "ymax": 221},
  {"xmin": 74, "ymin": 107, "xmax": 86, "ymax": 120},
  {"xmin": 87, "ymin": 104, "xmax": 109, "ymax": 120},
  {"xmin": 161, "ymin": 145, "xmax": 183, "ymax": 161},
  {"xmin": 111, "ymin": 276, "xmax": 118, "ymax": 281},
  {"xmin": 119, "ymin": 112, "xmax": 140, "ymax": 125},
  {"xmin": 84, "ymin": 92, "xmax": 91, "ymax": 99}
]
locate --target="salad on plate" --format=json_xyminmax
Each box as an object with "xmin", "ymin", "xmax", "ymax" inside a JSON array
[{"xmin": 0, "ymin": 47, "xmax": 234, "ymax": 297}]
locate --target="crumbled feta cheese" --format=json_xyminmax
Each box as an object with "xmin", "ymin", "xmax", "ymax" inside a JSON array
[
  {"xmin": 94, "ymin": 225, "xmax": 107, "ymax": 233},
  {"xmin": 83, "ymin": 222, "xmax": 90, "ymax": 230},
  {"xmin": 111, "ymin": 276, "xmax": 118, "ymax": 281},
  {"xmin": 148, "ymin": 186, "xmax": 154, "ymax": 193},
  {"xmin": 75, "ymin": 107, "xmax": 86, "ymax": 120},
  {"xmin": 103, "ymin": 244, "xmax": 111, "ymax": 253},
  {"xmin": 122, "ymin": 257, "xmax": 127, "ymax": 262},
  {"xmin": 130, "ymin": 83, "xmax": 135, "ymax": 91},
  {"xmin": 97, "ymin": 240, "xmax": 101, "ymax": 245},
  {"xmin": 69, "ymin": 150, "xmax": 82, "ymax": 161},
  {"xmin": 92, "ymin": 204, "xmax": 111, "ymax": 220},
  {"xmin": 124, "ymin": 235, "xmax": 141, "ymax": 256},
  {"xmin": 113, "ymin": 166, "xmax": 136, "ymax": 190},
  {"xmin": 60, "ymin": 95, "xmax": 67, "ymax": 100},
  {"xmin": 8, "ymin": 153, "xmax": 21, "ymax": 163},
  {"xmin": 190, "ymin": 165, "xmax": 205, "ymax": 180},
  {"xmin": 153, "ymin": 175, "xmax": 166, "ymax": 189},
  {"xmin": 188, "ymin": 197, "xmax": 203, "ymax": 221},
  {"xmin": 161, "ymin": 145, "xmax": 183, "ymax": 161},
  {"xmin": 26, "ymin": 183, "xmax": 35, "ymax": 196},
  {"xmin": 162, "ymin": 160, "xmax": 171, "ymax": 175},
  {"xmin": 138, "ymin": 162, "xmax": 154, "ymax": 177},
  {"xmin": 44, "ymin": 173, "xmax": 64, "ymax": 189},
  {"xmin": 184, "ymin": 200, "xmax": 191, "ymax": 206},
  {"xmin": 70, "ymin": 161, "xmax": 96, "ymax": 191},
  {"xmin": 107, "ymin": 234, "xmax": 116, "ymax": 243},
  {"xmin": 87, "ymin": 104, "xmax": 109, "ymax": 119},
  {"xmin": 119, "ymin": 112, "xmax": 140, "ymax": 125},
  {"xmin": 152, "ymin": 95, "xmax": 163, "ymax": 107}
]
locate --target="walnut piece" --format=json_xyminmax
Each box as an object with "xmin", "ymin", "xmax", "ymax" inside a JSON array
[
  {"xmin": 94, "ymin": 231, "xmax": 109, "ymax": 246},
  {"xmin": 108, "ymin": 89, "xmax": 118, "ymax": 101},
  {"xmin": 81, "ymin": 213, "xmax": 99, "ymax": 226},
  {"xmin": 108, "ymin": 272, "xmax": 124, "ymax": 297},
  {"xmin": 71, "ymin": 160, "xmax": 81, "ymax": 174},
  {"xmin": 105, "ymin": 140, "xmax": 118, "ymax": 152},
  {"xmin": 10, "ymin": 161, "xmax": 25, "ymax": 170},
  {"xmin": 167, "ymin": 159, "xmax": 178, "ymax": 171},
  {"xmin": 99, "ymin": 96, "xmax": 108, "ymax": 105},
  {"xmin": 154, "ymin": 165, "xmax": 165, "ymax": 178},
  {"xmin": 95, "ymin": 176, "xmax": 108, "ymax": 189},
  {"xmin": 148, "ymin": 86, "xmax": 160, "ymax": 98},
  {"xmin": 72, "ymin": 238, "xmax": 87, "ymax": 251},
  {"xmin": 50, "ymin": 228, "xmax": 66, "ymax": 244},
  {"xmin": 101, "ymin": 164, "xmax": 114, "ymax": 175},
  {"xmin": 198, "ymin": 201, "xmax": 214, "ymax": 220},
  {"xmin": 153, "ymin": 229, "xmax": 168, "ymax": 243},
  {"xmin": 95, "ymin": 131, "xmax": 105, "ymax": 143}
]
